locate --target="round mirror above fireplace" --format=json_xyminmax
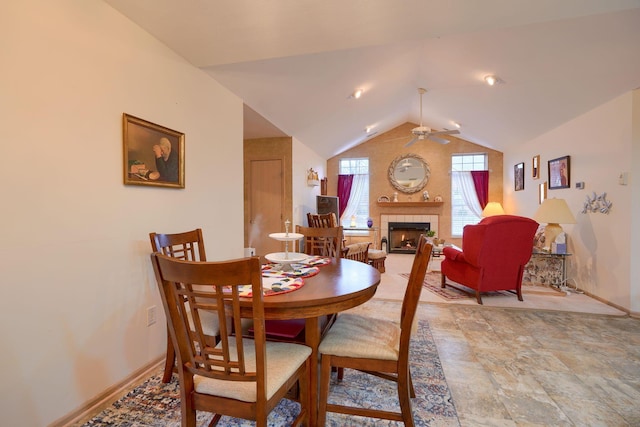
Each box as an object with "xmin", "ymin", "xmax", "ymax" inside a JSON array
[{"xmin": 388, "ymin": 154, "xmax": 430, "ymax": 194}]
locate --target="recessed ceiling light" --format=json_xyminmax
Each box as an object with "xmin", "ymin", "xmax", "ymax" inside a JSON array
[
  {"xmin": 452, "ymin": 121, "xmax": 461, "ymax": 129},
  {"xmin": 365, "ymin": 125, "xmax": 374, "ymax": 133},
  {"xmin": 349, "ymin": 88, "xmax": 364, "ymax": 99},
  {"xmin": 484, "ymin": 75, "xmax": 503, "ymax": 86}
]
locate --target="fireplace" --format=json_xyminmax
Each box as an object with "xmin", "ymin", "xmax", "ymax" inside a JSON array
[{"xmin": 388, "ymin": 222, "xmax": 430, "ymax": 254}]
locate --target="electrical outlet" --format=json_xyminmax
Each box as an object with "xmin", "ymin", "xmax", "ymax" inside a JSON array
[{"xmin": 147, "ymin": 305, "xmax": 157, "ymax": 326}]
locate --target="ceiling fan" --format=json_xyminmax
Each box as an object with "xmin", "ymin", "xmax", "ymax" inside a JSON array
[{"xmin": 405, "ymin": 88, "xmax": 460, "ymax": 147}]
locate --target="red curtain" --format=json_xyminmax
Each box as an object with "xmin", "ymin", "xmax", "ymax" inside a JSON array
[
  {"xmin": 471, "ymin": 170, "xmax": 489, "ymax": 209},
  {"xmin": 337, "ymin": 174, "xmax": 353, "ymax": 219}
]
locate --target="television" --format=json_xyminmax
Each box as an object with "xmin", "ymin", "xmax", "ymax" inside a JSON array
[{"xmin": 316, "ymin": 196, "xmax": 339, "ymax": 221}]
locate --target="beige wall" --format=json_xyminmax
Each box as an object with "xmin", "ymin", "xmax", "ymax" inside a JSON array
[
  {"xmin": 0, "ymin": 2, "xmax": 244, "ymax": 425},
  {"xmin": 327, "ymin": 123, "xmax": 504, "ymax": 246},
  {"xmin": 504, "ymin": 91, "xmax": 639, "ymax": 313}
]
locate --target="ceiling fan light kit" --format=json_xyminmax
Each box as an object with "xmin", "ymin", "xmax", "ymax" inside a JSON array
[{"xmin": 405, "ymin": 87, "xmax": 460, "ymax": 147}]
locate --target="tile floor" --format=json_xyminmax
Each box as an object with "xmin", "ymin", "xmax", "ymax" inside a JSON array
[{"xmin": 346, "ymin": 253, "xmax": 640, "ymax": 426}]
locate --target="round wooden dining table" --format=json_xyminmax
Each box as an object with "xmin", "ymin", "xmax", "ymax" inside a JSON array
[{"xmin": 241, "ymin": 257, "xmax": 381, "ymax": 426}]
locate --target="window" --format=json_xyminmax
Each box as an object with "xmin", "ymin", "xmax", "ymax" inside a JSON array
[
  {"xmin": 339, "ymin": 158, "xmax": 369, "ymax": 228},
  {"xmin": 451, "ymin": 154, "xmax": 487, "ymax": 236}
]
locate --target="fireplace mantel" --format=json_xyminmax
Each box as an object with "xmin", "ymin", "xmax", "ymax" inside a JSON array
[{"xmin": 377, "ymin": 201, "xmax": 443, "ymax": 207}]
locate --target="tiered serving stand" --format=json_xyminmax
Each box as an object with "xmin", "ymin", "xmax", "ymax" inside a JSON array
[{"xmin": 265, "ymin": 220, "xmax": 307, "ymax": 271}]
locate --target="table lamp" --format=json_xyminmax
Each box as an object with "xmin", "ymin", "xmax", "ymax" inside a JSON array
[
  {"xmin": 534, "ymin": 198, "xmax": 576, "ymax": 248},
  {"xmin": 482, "ymin": 202, "xmax": 505, "ymax": 217}
]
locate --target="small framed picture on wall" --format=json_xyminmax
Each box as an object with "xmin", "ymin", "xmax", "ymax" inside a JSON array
[
  {"xmin": 548, "ymin": 155, "xmax": 570, "ymax": 190},
  {"xmin": 514, "ymin": 162, "xmax": 524, "ymax": 191},
  {"xmin": 532, "ymin": 155, "xmax": 540, "ymax": 180},
  {"xmin": 539, "ymin": 182, "xmax": 547, "ymax": 204}
]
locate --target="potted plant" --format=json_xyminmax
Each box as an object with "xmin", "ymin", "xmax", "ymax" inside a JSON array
[{"xmin": 426, "ymin": 230, "xmax": 436, "ymax": 243}]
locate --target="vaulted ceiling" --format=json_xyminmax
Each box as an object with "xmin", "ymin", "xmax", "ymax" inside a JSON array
[{"xmin": 105, "ymin": 0, "xmax": 640, "ymax": 158}]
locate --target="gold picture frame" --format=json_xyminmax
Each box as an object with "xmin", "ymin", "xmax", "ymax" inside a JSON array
[
  {"xmin": 123, "ymin": 113, "xmax": 185, "ymax": 188},
  {"xmin": 532, "ymin": 155, "xmax": 540, "ymax": 180}
]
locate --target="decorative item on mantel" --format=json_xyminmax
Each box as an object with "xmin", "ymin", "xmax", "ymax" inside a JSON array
[
  {"xmin": 422, "ymin": 190, "xmax": 429, "ymax": 201},
  {"xmin": 306, "ymin": 168, "xmax": 320, "ymax": 186},
  {"xmin": 393, "ymin": 192, "xmax": 398, "ymax": 202},
  {"xmin": 434, "ymin": 195, "xmax": 443, "ymax": 202},
  {"xmin": 582, "ymin": 191, "xmax": 612, "ymax": 214}
]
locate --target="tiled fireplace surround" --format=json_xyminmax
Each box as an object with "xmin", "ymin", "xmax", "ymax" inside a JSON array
[{"xmin": 381, "ymin": 214, "xmax": 439, "ymax": 251}]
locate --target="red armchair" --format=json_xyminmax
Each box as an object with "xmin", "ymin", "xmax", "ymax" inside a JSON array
[{"xmin": 441, "ymin": 215, "xmax": 538, "ymax": 304}]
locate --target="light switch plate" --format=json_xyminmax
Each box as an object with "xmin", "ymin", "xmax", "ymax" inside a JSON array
[{"xmin": 619, "ymin": 172, "xmax": 628, "ymax": 185}]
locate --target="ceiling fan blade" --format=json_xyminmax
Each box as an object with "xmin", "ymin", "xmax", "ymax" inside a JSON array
[
  {"xmin": 430, "ymin": 129, "xmax": 460, "ymax": 136},
  {"xmin": 427, "ymin": 136, "xmax": 450, "ymax": 144},
  {"xmin": 404, "ymin": 136, "xmax": 419, "ymax": 147}
]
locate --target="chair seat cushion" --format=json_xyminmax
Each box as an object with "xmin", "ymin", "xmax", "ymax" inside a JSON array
[
  {"xmin": 194, "ymin": 338, "xmax": 311, "ymax": 402},
  {"xmin": 318, "ymin": 313, "xmax": 400, "ymax": 360},
  {"xmin": 367, "ymin": 249, "xmax": 386, "ymax": 260},
  {"xmin": 345, "ymin": 242, "xmax": 371, "ymax": 256}
]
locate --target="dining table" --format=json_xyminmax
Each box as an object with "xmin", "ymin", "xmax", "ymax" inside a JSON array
[{"xmin": 239, "ymin": 256, "xmax": 381, "ymax": 426}]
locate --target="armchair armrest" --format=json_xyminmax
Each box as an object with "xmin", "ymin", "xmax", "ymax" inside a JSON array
[{"xmin": 442, "ymin": 246, "xmax": 463, "ymax": 261}]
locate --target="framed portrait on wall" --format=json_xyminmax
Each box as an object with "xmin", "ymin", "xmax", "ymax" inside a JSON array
[
  {"xmin": 514, "ymin": 162, "xmax": 524, "ymax": 191},
  {"xmin": 548, "ymin": 155, "xmax": 570, "ymax": 190},
  {"xmin": 123, "ymin": 113, "xmax": 185, "ymax": 188}
]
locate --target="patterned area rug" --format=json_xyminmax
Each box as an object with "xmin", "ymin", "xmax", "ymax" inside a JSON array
[
  {"xmin": 82, "ymin": 320, "xmax": 459, "ymax": 426},
  {"xmin": 403, "ymin": 272, "xmax": 565, "ymax": 301}
]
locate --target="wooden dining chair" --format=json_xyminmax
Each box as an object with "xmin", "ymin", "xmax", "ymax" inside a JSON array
[
  {"xmin": 307, "ymin": 212, "xmax": 338, "ymax": 228},
  {"xmin": 342, "ymin": 241, "xmax": 371, "ymax": 263},
  {"xmin": 150, "ymin": 253, "xmax": 311, "ymax": 427},
  {"xmin": 252, "ymin": 225, "xmax": 343, "ymax": 344},
  {"xmin": 295, "ymin": 225, "xmax": 343, "ymax": 258},
  {"xmin": 318, "ymin": 235, "xmax": 433, "ymax": 427},
  {"xmin": 149, "ymin": 229, "xmax": 220, "ymax": 383}
]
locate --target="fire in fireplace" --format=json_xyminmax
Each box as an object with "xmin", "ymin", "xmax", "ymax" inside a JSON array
[{"xmin": 388, "ymin": 222, "xmax": 430, "ymax": 254}]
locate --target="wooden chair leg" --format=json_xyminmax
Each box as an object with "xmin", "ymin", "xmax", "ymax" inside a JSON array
[
  {"xmin": 476, "ymin": 291, "xmax": 483, "ymax": 305},
  {"xmin": 441, "ymin": 273, "xmax": 446, "ymax": 289},
  {"xmin": 398, "ymin": 370, "xmax": 415, "ymax": 427},
  {"xmin": 409, "ymin": 369, "xmax": 415, "ymax": 398},
  {"xmin": 318, "ymin": 355, "xmax": 333, "ymax": 427},
  {"xmin": 162, "ymin": 328, "xmax": 175, "ymax": 383}
]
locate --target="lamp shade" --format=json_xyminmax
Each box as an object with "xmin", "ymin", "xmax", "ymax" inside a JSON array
[
  {"xmin": 482, "ymin": 202, "xmax": 505, "ymax": 217},
  {"xmin": 534, "ymin": 198, "xmax": 576, "ymax": 225},
  {"xmin": 534, "ymin": 198, "xmax": 575, "ymax": 250}
]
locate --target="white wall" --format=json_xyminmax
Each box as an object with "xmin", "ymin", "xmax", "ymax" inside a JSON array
[
  {"xmin": 632, "ymin": 90, "xmax": 640, "ymax": 315},
  {"xmin": 504, "ymin": 91, "xmax": 638, "ymax": 313},
  {"xmin": 0, "ymin": 2, "xmax": 245, "ymax": 425},
  {"xmin": 292, "ymin": 137, "xmax": 326, "ymax": 227}
]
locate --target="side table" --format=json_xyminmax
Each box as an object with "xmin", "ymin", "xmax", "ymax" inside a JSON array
[{"xmin": 524, "ymin": 251, "xmax": 574, "ymax": 291}]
